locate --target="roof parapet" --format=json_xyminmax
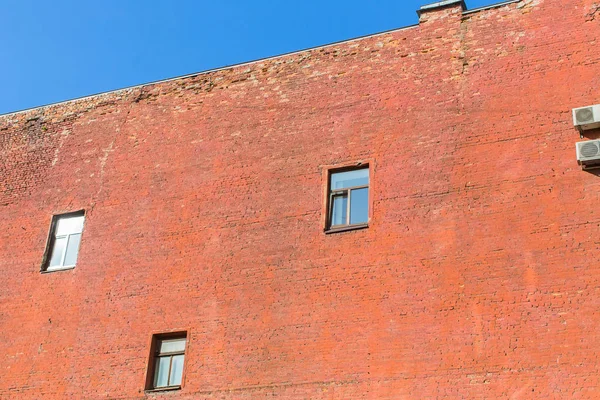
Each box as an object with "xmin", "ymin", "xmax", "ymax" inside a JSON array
[
  {"xmin": 0, "ymin": 0, "xmax": 525, "ymax": 119},
  {"xmin": 462, "ymin": 0, "xmax": 520, "ymax": 15},
  {"xmin": 417, "ymin": 0, "xmax": 467, "ymax": 16}
]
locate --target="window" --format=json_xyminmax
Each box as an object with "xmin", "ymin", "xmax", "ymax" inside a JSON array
[
  {"xmin": 146, "ymin": 333, "xmax": 187, "ymax": 391},
  {"xmin": 43, "ymin": 211, "xmax": 85, "ymax": 272},
  {"xmin": 327, "ymin": 166, "xmax": 370, "ymax": 230}
]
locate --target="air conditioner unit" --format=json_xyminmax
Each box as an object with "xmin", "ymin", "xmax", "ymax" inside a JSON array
[
  {"xmin": 576, "ymin": 139, "xmax": 600, "ymax": 168},
  {"xmin": 573, "ymin": 105, "xmax": 600, "ymax": 130}
]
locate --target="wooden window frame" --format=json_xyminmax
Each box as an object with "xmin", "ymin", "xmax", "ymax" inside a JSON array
[
  {"xmin": 325, "ymin": 164, "xmax": 371, "ymax": 233},
  {"xmin": 145, "ymin": 331, "xmax": 188, "ymax": 392},
  {"xmin": 40, "ymin": 210, "xmax": 85, "ymax": 273}
]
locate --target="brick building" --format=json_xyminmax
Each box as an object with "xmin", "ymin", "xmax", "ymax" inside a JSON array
[{"xmin": 2, "ymin": 0, "xmax": 600, "ymax": 398}]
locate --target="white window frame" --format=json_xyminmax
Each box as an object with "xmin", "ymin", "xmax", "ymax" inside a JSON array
[
  {"xmin": 327, "ymin": 166, "xmax": 370, "ymax": 231},
  {"xmin": 42, "ymin": 211, "xmax": 85, "ymax": 272},
  {"xmin": 146, "ymin": 332, "xmax": 188, "ymax": 392},
  {"xmin": 154, "ymin": 338, "xmax": 186, "ymax": 389}
]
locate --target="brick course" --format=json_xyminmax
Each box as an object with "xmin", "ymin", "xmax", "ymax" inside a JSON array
[{"xmin": 2, "ymin": 0, "xmax": 600, "ymax": 398}]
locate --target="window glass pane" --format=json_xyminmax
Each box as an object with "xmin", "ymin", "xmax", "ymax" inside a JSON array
[
  {"xmin": 331, "ymin": 168, "xmax": 369, "ymax": 190},
  {"xmin": 160, "ymin": 338, "xmax": 186, "ymax": 353},
  {"xmin": 63, "ymin": 233, "xmax": 82, "ymax": 267},
  {"xmin": 48, "ymin": 237, "xmax": 67, "ymax": 268},
  {"xmin": 154, "ymin": 357, "xmax": 170, "ymax": 388},
  {"xmin": 169, "ymin": 355, "xmax": 185, "ymax": 386},
  {"xmin": 350, "ymin": 187, "xmax": 369, "ymax": 225},
  {"xmin": 331, "ymin": 194, "xmax": 348, "ymax": 226},
  {"xmin": 56, "ymin": 215, "xmax": 84, "ymax": 236}
]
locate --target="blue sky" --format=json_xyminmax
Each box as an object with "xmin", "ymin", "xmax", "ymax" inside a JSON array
[{"xmin": 0, "ymin": 0, "xmax": 501, "ymax": 115}]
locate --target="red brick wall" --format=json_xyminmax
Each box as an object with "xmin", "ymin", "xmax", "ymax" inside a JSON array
[{"xmin": 2, "ymin": 0, "xmax": 600, "ymax": 398}]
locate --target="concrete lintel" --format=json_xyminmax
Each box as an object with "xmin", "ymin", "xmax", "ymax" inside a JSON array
[{"xmin": 417, "ymin": 0, "xmax": 467, "ymax": 16}]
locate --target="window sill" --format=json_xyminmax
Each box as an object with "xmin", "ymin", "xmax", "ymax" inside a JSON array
[
  {"xmin": 325, "ymin": 223, "xmax": 369, "ymax": 234},
  {"xmin": 41, "ymin": 266, "xmax": 76, "ymax": 274},
  {"xmin": 145, "ymin": 386, "xmax": 181, "ymax": 394}
]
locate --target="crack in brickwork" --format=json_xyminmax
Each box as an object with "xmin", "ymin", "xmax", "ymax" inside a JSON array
[{"xmin": 586, "ymin": 3, "xmax": 600, "ymax": 21}]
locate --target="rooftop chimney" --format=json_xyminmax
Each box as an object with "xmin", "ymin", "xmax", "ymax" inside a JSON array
[{"xmin": 417, "ymin": 0, "xmax": 466, "ymax": 23}]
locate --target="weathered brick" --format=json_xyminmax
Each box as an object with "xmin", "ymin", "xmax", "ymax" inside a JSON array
[{"xmin": 2, "ymin": 0, "xmax": 600, "ymax": 398}]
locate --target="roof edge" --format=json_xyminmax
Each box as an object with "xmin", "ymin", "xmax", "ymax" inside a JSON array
[
  {"xmin": 0, "ymin": 0, "xmax": 526, "ymax": 119},
  {"xmin": 417, "ymin": 0, "xmax": 466, "ymax": 16},
  {"xmin": 463, "ymin": 0, "xmax": 521, "ymax": 15},
  {"xmin": 0, "ymin": 23, "xmax": 420, "ymax": 119}
]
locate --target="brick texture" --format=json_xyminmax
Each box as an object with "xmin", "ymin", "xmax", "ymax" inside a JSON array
[{"xmin": 2, "ymin": 0, "xmax": 600, "ymax": 398}]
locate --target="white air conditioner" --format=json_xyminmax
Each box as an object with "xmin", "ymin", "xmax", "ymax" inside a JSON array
[
  {"xmin": 576, "ymin": 139, "xmax": 600, "ymax": 168},
  {"xmin": 573, "ymin": 105, "xmax": 600, "ymax": 130}
]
